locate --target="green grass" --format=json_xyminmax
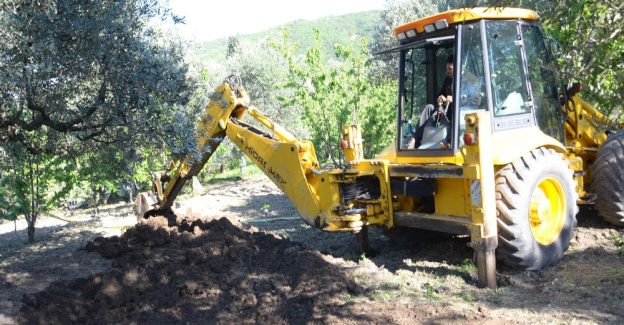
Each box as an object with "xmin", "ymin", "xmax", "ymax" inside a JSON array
[
  {"xmin": 204, "ymin": 164, "xmax": 264, "ymax": 184},
  {"xmin": 460, "ymin": 258, "xmax": 477, "ymax": 274},
  {"xmin": 463, "ymin": 290, "xmax": 475, "ymax": 303},
  {"xmin": 424, "ymin": 282, "xmax": 438, "ymax": 301},
  {"xmin": 613, "ymin": 230, "xmax": 624, "ymax": 256},
  {"xmin": 0, "ymin": 241, "xmax": 28, "ymax": 253}
]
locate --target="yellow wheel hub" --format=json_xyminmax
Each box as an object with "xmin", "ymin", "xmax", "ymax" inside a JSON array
[{"xmin": 529, "ymin": 177, "xmax": 566, "ymax": 245}]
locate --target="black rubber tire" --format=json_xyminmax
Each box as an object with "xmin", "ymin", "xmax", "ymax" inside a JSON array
[
  {"xmin": 590, "ymin": 129, "xmax": 624, "ymax": 227},
  {"xmin": 495, "ymin": 148, "xmax": 578, "ymax": 270}
]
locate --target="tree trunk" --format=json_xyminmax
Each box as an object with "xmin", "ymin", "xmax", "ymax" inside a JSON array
[
  {"xmin": 91, "ymin": 191, "xmax": 98, "ymax": 207},
  {"xmin": 25, "ymin": 213, "xmax": 37, "ymax": 243},
  {"xmin": 27, "ymin": 224, "xmax": 35, "ymax": 243}
]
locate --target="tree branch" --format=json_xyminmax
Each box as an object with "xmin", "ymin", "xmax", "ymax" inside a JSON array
[{"xmin": 22, "ymin": 78, "xmax": 108, "ymax": 133}]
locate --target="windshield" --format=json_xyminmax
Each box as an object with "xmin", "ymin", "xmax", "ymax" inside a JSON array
[
  {"xmin": 485, "ymin": 20, "xmax": 563, "ymax": 140},
  {"xmin": 521, "ymin": 23, "xmax": 564, "ymax": 141}
]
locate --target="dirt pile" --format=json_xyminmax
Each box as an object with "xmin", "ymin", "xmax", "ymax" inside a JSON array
[
  {"xmin": 17, "ymin": 212, "xmax": 363, "ymax": 324},
  {"xmin": 16, "ymin": 211, "xmax": 499, "ymax": 325}
]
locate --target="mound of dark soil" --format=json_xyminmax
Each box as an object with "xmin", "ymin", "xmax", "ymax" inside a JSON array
[{"xmin": 17, "ymin": 213, "xmax": 368, "ymax": 325}]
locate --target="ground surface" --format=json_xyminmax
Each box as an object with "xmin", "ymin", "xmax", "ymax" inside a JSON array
[{"xmin": 1, "ymin": 174, "xmax": 623, "ymax": 324}]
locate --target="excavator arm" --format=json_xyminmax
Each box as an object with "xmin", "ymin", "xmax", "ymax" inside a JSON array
[
  {"xmin": 135, "ymin": 75, "xmax": 245, "ymax": 216},
  {"xmin": 136, "ymin": 75, "xmax": 394, "ymax": 233}
]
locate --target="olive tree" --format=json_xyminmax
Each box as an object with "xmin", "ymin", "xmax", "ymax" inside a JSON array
[
  {"xmin": 0, "ymin": 0, "xmax": 194, "ymax": 153},
  {"xmin": 537, "ymin": 0, "xmax": 624, "ymax": 116},
  {"xmin": 0, "ymin": 0, "xmax": 195, "ymax": 241}
]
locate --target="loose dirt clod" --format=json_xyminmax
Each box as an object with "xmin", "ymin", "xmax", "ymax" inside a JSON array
[{"xmin": 17, "ymin": 213, "xmax": 361, "ymax": 324}]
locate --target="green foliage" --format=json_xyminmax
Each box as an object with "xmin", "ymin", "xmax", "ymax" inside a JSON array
[
  {"xmin": 463, "ymin": 290, "xmax": 475, "ymax": 303},
  {"xmin": 0, "ymin": 0, "xmax": 193, "ymax": 154},
  {"xmin": 423, "ymin": 282, "xmax": 438, "ymax": 300},
  {"xmin": 460, "ymin": 258, "xmax": 477, "ymax": 273},
  {"xmin": 613, "ymin": 230, "xmax": 624, "ymax": 256},
  {"xmin": 537, "ymin": 0, "xmax": 624, "ymax": 116},
  {"xmin": 0, "ymin": 136, "xmax": 76, "ymax": 237},
  {"xmin": 270, "ymin": 29, "xmax": 396, "ymax": 163},
  {"xmin": 0, "ymin": 0, "xmax": 203, "ymax": 216},
  {"xmin": 70, "ymin": 146, "xmax": 135, "ymax": 205},
  {"xmin": 261, "ymin": 204, "xmax": 271, "ymax": 213}
]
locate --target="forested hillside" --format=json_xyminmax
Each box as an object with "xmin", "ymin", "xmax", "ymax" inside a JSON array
[{"xmin": 190, "ymin": 11, "xmax": 382, "ymax": 62}]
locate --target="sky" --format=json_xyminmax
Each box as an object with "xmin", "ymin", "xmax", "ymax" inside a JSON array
[{"xmin": 167, "ymin": 0, "xmax": 386, "ymax": 42}]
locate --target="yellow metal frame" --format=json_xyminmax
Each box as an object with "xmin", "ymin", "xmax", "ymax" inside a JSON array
[
  {"xmin": 564, "ymin": 94, "xmax": 610, "ymax": 149},
  {"xmin": 562, "ymin": 93, "xmax": 620, "ymax": 202},
  {"xmin": 490, "ymin": 127, "xmax": 566, "ymax": 165}
]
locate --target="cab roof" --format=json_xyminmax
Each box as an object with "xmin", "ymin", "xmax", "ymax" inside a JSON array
[{"xmin": 393, "ymin": 7, "xmax": 540, "ymax": 38}]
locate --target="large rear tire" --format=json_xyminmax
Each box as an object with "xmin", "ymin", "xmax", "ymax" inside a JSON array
[
  {"xmin": 495, "ymin": 148, "xmax": 578, "ymax": 270},
  {"xmin": 590, "ymin": 129, "xmax": 624, "ymax": 226}
]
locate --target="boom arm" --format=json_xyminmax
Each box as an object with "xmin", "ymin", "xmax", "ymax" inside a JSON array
[
  {"xmin": 146, "ymin": 76, "xmax": 245, "ymax": 211},
  {"xmin": 137, "ymin": 76, "xmax": 325, "ymax": 225}
]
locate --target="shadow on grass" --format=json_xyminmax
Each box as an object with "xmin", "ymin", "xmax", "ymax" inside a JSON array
[
  {"xmin": 0, "ymin": 226, "xmax": 119, "ymax": 323},
  {"xmin": 0, "ymin": 224, "xmax": 67, "ymax": 250}
]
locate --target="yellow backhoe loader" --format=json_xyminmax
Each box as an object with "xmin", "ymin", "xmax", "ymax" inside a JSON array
[{"xmin": 136, "ymin": 8, "xmax": 624, "ymax": 289}]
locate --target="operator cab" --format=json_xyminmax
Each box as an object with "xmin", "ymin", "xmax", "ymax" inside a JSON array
[{"xmin": 386, "ymin": 8, "xmax": 564, "ymax": 155}]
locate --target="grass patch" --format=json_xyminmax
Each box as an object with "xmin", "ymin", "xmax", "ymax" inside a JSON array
[
  {"xmin": 613, "ymin": 230, "xmax": 624, "ymax": 256},
  {"xmin": 423, "ymin": 282, "xmax": 438, "ymax": 301},
  {"xmin": 463, "ymin": 290, "xmax": 475, "ymax": 303},
  {"xmin": 0, "ymin": 241, "xmax": 28, "ymax": 253},
  {"xmin": 461, "ymin": 258, "xmax": 476, "ymax": 272},
  {"xmin": 204, "ymin": 164, "xmax": 263, "ymax": 184}
]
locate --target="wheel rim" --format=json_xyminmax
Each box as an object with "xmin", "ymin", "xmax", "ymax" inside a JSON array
[{"xmin": 529, "ymin": 177, "xmax": 566, "ymax": 245}]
